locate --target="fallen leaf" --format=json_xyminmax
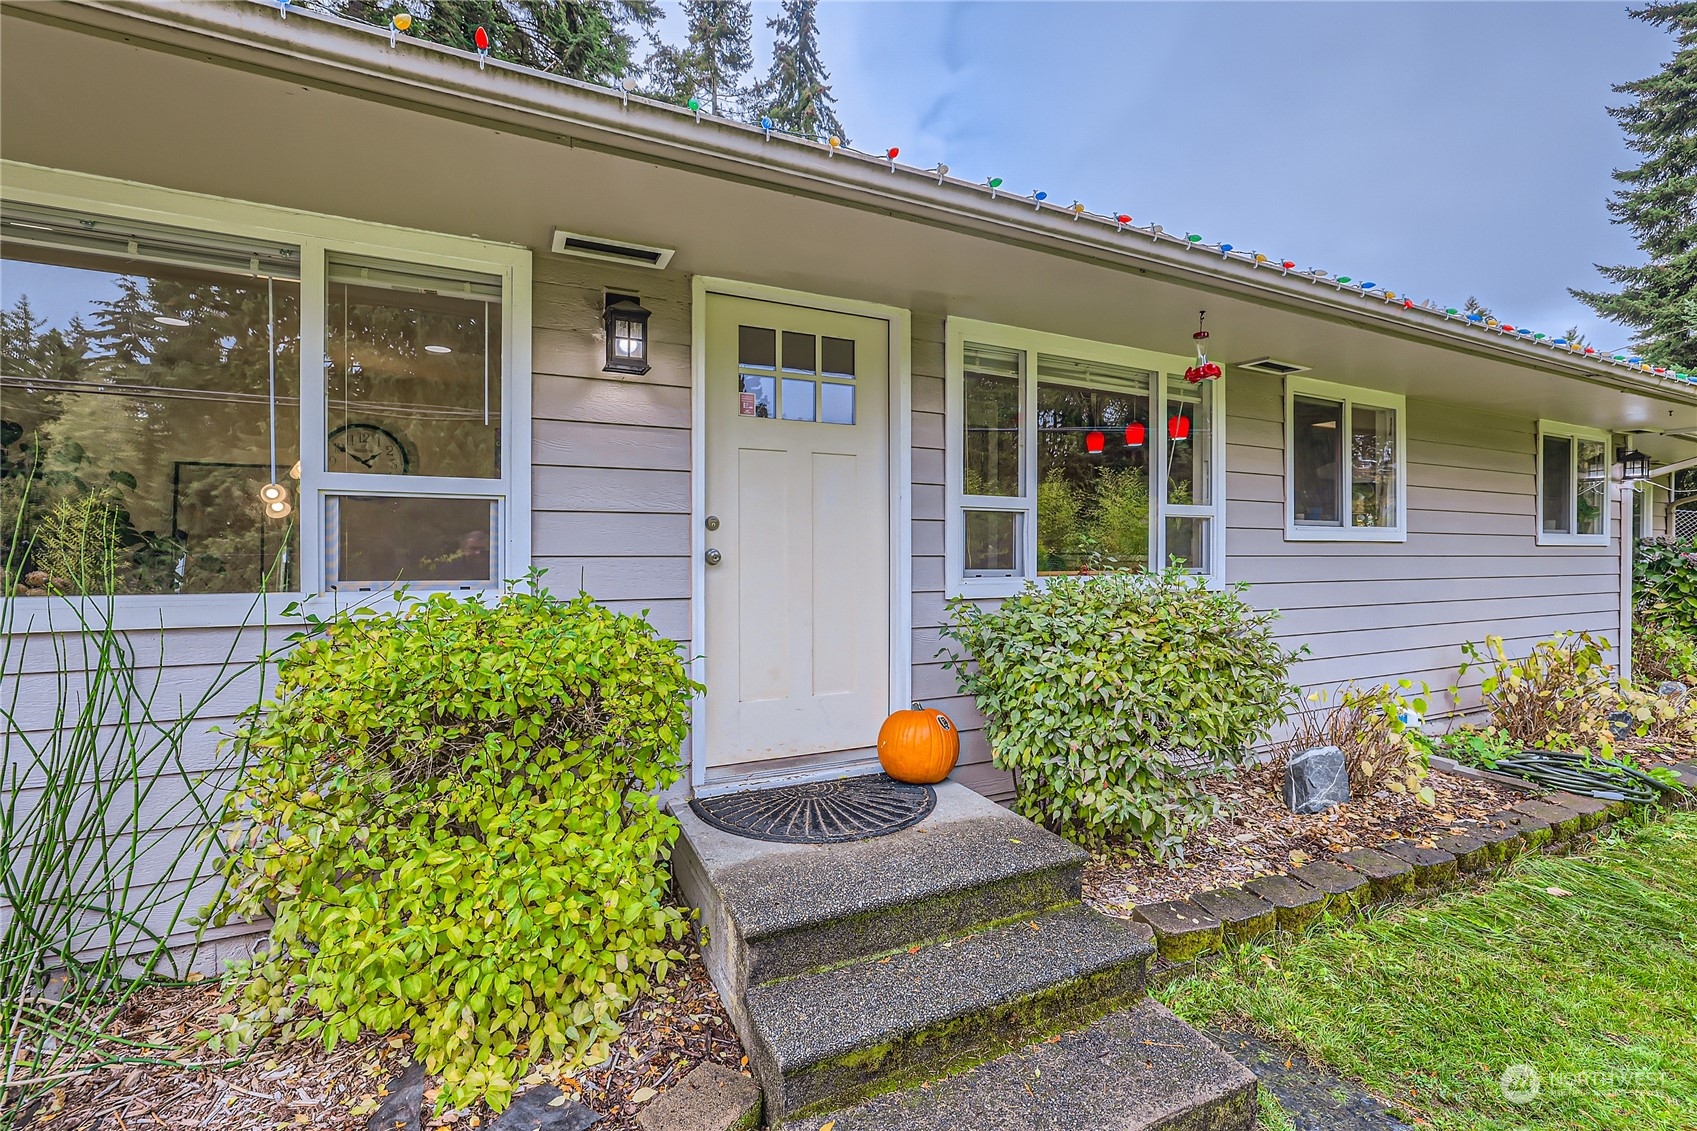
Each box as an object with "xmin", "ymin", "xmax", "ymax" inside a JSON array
[
  {"xmin": 1546, "ymin": 886, "xmax": 1573, "ymax": 897},
  {"xmin": 631, "ymin": 1087, "xmax": 657, "ymax": 1104},
  {"xmin": 821, "ymin": 1123, "xmax": 836, "ymax": 1131}
]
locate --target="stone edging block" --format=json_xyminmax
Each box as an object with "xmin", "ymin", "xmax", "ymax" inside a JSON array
[
  {"xmin": 1377, "ymin": 841, "xmax": 1459, "ymax": 887},
  {"xmin": 1336, "ymin": 847, "xmax": 1417, "ymax": 901},
  {"xmin": 1433, "ymin": 831, "xmax": 1492, "ymax": 873},
  {"xmin": 1510, "ymin": 797, "xmax": 1588, "ymax": 840},
  {"xmin": 1289, "ymin": 858, "xmax": 1370, "ymax": 914},
  {"xmin": 1188, "ymin": 887, "xmax": 1277, "ymax": 945},
  {"xmin": 1132, "ymin": 899, "xmax": 1223, "ymax": 963},
  {"xmin": 1241, "ymin": 874, "xmax": 1328, "ymax": 932}
]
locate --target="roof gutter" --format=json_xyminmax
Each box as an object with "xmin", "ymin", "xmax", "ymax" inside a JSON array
[{"xmin": 9, "ymin": 0, "xmax": 1692, "ymax": 407}]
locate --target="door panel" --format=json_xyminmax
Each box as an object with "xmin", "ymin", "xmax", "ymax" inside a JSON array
[{"xmin": 704, "ymin": 295, "xmax": 891, "ymax": 767}]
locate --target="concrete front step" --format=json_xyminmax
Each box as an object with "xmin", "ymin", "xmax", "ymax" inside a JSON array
[
  {"xmin": 672, "ymin": 783, "xmax": 1089, "ymax": 997},
  {"xmin": 775, "ymin": 999, "xmax": 1257, "ymax": 1131},
  {"xmin": 744, "ymin": 902, "xmax": 1156, "ymax": 1122}
]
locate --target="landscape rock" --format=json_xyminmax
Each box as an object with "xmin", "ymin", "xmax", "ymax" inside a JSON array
[
  {"xmin": 491, "ymin": 1086, "xmax": 602, "ymax": 1131},
  {"xmin": 1607, "ymin": 710, "xmax": 1635, "ymax": 740},
  {"xmin": 1656, "ymin": 680, "xmax": 1687, "ymax": 700},
  {"xmin": 635, "ymin": 1063, "xmax": 762, "ymax": 1131},
  {"xmin": 1283, "ymin": 745, "xmax": 1350, "ymax": 814},
  {"xmin": 367, "ymin": 1062, "xmax": 426, "ymax": 1131}
]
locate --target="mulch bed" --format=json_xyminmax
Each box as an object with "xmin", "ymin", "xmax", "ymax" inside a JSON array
[
  {"xmin": 1082, "ymin": 760, "xmax": 1534, "ymax": 912},
  {"xmin": 24, "ymin": 939, "xmax": 743, "ymax": 1131}
]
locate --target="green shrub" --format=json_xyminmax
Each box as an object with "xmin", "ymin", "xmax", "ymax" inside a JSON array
[
  {"xmin": 1635, "ymin": 537, "xmax": 1697, "ymax": 631},
  {"xmin": 210, "ymin": 581, "xmax": 699, "ymax": 1111},
  {"xmin": 942, "ymin": 567, "xmax": 1300, "ymax": 858},
  {"xmin": 1634, "ymin": 619, "xmax": 1697, "ymax": 686}
]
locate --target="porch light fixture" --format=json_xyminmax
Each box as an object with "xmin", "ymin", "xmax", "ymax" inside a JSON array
[
  {"xmin": 1618, "ymin": 447, "xmax": 1651, "ymax": 481},
  {"xmin": 603, "ymin": 294, "xmax": 651, "ymax": 375},
  {"xmin": 1085, "ymin": 430, "xmax": 1105, "ymax": 454}
]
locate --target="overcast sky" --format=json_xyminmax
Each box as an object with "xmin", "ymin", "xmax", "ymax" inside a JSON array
[{"xmin": 669, "ymin": 1, "xmax": 1675, "ymax": 354}]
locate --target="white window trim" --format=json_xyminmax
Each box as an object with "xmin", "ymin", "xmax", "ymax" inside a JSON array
[
  {"xmin": 1536, "ymin": 419, "xmax": 1614, "ymax": 548},
  {"xmin": 1, "ymin": 161, "xmax": 532, "ymax": 632},
  {"xmin": 943, "ymin": 317, "xmax": 1225, "ymax": 599},
  {"xmin": 1283, "ymin": 375, "xmax": 1408, "ymax": 543}
]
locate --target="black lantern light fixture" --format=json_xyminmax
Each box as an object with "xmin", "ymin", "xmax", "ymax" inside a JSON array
[
  {"xmin": 1618, "ymin": 447, "xmax": 1651, "ymax": 482},
  {"xmin": 603, "ymin": 293, "xmax": 651, "ymax": 375}
]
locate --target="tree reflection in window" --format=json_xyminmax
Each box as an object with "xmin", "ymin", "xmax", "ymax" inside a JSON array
[{"xmin": 2, "ymin": 241, "xmax": 299, "ymax": 596}]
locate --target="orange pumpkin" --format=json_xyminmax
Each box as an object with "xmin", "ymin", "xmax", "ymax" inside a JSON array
[{"xmin": 877, "ymin": 703, "xmax": 960, "ymax": 784}]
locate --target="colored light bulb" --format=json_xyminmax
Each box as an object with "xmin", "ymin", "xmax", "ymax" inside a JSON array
[
  {"xmin": 474, "ymin": 26, "xmax": 489, "ymax": 49},
  {"xmin": 393, "ymin": 12, "xmax": 411, "ymax": 30}
]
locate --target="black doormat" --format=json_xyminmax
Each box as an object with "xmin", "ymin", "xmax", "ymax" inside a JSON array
[{"xmin": 689, "ymin": 774, "xmax": 936, "ymax": 844}]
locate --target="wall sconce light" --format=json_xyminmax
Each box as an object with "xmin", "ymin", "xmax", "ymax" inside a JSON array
[
  {"xmin": 1618, "ymin": 447, "xmax": 1651, "ymax": 482},
  {"xmin": 604, "ymin": 293, "xmax": 652, "ymax": 375}
]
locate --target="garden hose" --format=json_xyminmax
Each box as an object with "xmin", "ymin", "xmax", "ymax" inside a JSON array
[{"xmin": 1486, "ymin": 749, "xmax": 1679, "ymax": 804}]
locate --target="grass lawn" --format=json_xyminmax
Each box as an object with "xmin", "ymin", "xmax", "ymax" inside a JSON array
[{"xmin": 1157, "ymin": 811, "xmax": 1697, "ymax": 1131}]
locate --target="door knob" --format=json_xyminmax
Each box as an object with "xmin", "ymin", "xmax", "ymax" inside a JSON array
[{"xmin": 705, "ymin": 548, "xmax": 723, "ymax": 565}]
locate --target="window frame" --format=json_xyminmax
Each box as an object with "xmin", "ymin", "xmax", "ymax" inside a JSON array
[
  {"xmin": 1282, "ymin": 375, "xmax": 1408, "ymax": 543},
  {"xmin": 1, "ymin": 162, "xmax": 532, "ymax": 630},
  {"xmin": 1536, "ymin": 419, "xmax": 1614, "ymax": 548},
  {"xmin": 944, "ymin": 317, "xmax": 1225, "ymax": 599}
]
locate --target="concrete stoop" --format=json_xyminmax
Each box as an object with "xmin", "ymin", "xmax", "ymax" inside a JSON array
[{"xmin": 671, "ymin": 783, "xmax": 1255, "ymax": 1130}]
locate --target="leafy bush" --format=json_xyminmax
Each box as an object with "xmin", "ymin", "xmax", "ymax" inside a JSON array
[
  {"xmin": 210, "ymin": 581, "xmax": 699, "ymax": 1111},
  {"xmin": 1460, "ymin": 631, "xmax": 1619, "ymax": 754},
  {"xmin": 942, "ymin": 567, "xmax": 1300, "ymax": 858},
  {"xmin": 1635, "ymin": 537, "xmax": 1697, "ymax": 631},
  {"xmin": 1281, "ymin": 681, "xmax": 1435, "ymax": 804},
  {"xmin": 1634, "ymin": 619, "xmax": 1697, "ymax": 687}
]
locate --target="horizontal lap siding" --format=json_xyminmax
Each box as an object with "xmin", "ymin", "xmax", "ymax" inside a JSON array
[
  {"xmin": 1225, "ymin": 379, "xmax": 1624, "ymax": 709},
  {"xmin": 911, "ymin": 316, "xmax": 1013, "ymax": 801}
]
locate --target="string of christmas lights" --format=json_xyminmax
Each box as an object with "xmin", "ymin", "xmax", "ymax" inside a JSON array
[{"xmin": 289, "ymin": 2, "xmax": 1691, "ymax": 385}]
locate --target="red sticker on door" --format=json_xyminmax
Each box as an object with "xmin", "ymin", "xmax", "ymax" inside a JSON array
[{"xmin": 740, "ymin": 392, "xmax": 756, "ymax": 416}]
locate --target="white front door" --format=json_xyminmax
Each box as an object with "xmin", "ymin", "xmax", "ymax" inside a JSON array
[{"xmin": 703, "ymin": 294, "xmax": 891, "ymax": 768}]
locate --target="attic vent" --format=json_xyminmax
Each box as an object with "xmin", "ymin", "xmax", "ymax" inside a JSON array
[
  {"xmin": 1235, "ymin": 357, "xmax": 1312, "ymax": 376},
  {"xmin": 550, "ymin": 229, "xmax": 674, "ymax": 270}
]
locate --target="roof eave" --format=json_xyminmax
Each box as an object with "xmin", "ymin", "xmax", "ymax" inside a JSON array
[{"xmin": 9, "ymin": 0, "xmax": 1691, "ymax": 406}]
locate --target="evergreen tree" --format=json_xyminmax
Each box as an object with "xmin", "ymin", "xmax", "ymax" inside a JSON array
[
  {"xmin": 1571, "ymin": 2, "xmax": 1697, "ymax": 370},
  {"xmin": 316, "ymin": 1, "xmax": 659, "ymax": 85},
  {"xmin": 645, "ymin": 1, "xmax": 753, "ymax": 116},
  {"xmin": 1463, "ymin": 295, "xmax": 1496, "ymax": 322},
  {"xmin": 756, "ymin": 0, "xmax": 847, "ymax": 142}
]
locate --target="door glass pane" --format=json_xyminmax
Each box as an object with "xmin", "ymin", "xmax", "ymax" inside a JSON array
[
  {"xmin": 738, "ymin": 325, "xmax": 775, "ymax": 369},
  {"xmin": 328, "ymin": 495, "xmax": 495, "ymax": 588},
  {"xmin": 1164, "ymin": 516, "xmax": 1210, "ymax": 573},
  {"xmin": 1543, "ymin": 434, "xmax": 1573, "ymax": 534},
  {"xmin": 1351, "ymin": 404, "xmax": 1398, "ymax": 528},
  {"xmin": 821, "ymin": 336, "xmax": 855, "ymax": 377},
  {"xmin": 780, "ymin": 378, "xmax": 816, "ymax": 421},
  {"xmin": 1035, "ymin": 357, "xmax": 1153, "ymax": 573},
  {"xmin": 326, "ymin": 257, "xmax": 502, "ymax": 479},
  {"xmin": 963, "ymin": 343, "xmax": 1021, "ymax": 497},
  {"xmin": 1167, "ymin": 381, "xmax": 1211, "ymax": 506},
  {"xmin": 1, "ymin": 219, "xmax": 300, "ymax": 595},
  {"xmin": 1577, "ymin": 438, "xmax": 1607, "ymax": 536},
  {"xmin": 782, "ymin": 331, "xmax": 816, "ymax": 373},
  {"xmin": 1293, "ymin": 395, "xmax": 1344, "ymax": 526},
  {"xmin": 739, "ymin": 374, "xmax": 774, "ymax": 417},
  {"xmin": 820, "ymin": 382, "xmax": 855, "ymax": 425},
  {"xmin": 964, "ymin": 510, "xmax": 1021, "ymax": 576}
]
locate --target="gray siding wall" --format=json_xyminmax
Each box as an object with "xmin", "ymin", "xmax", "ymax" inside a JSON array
[
  {"xmin": 1225, "ymin": 377, "xmax": 1625, "ymax": 705},
  {"xmin": 909, "ymin": 316, "xmax": 1011, "ymax": 798},
  {"xmin": 531, "ymin": 256, "xmax": 692, "ymax": 643}
]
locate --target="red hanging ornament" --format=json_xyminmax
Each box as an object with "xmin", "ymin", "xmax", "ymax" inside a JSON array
[
  {"xmin": 1085, "ymin": 430, "xmax": 1105, "ymax": 454},
  {"xmin": 1124, "ymin": 421, "xmax": 1146, "ymax": 447},
  {"xmin": 1168, "ymin": 415, "xmax": 1191, "ymax": 441},
  {"xmin": 1183, "ymin": 310, "xmax": 1222, "ymax": 383}
]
